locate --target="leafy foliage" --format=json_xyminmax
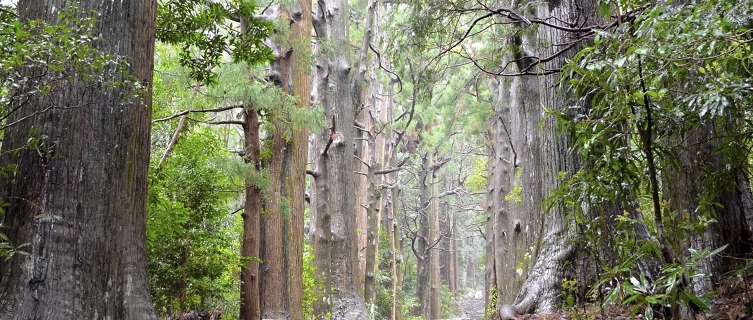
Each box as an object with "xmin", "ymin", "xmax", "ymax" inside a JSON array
[
  {"xmin": 548, "ymin": 0, "xmax": 753, "ymax": 317},
  {"xmin": 600, "ymin": 246, "xmax": 725, "ymax": 319},
  {"xmin": 554, "ymin": 0, "xmax": 753, "ymax": 211},
  {"xmin": 1, "ymin": 4, "xmax": 138, "ymax": 122},
  {"xmin": 302, "ymin": 242, "xmax": 319, "ymax": 319},
  {"xmin": 147, "ymin": 128, "xmax": 243, "ymax": 316},
  {"xmin": 157, "ymin": 0, "xmax": 273, "ymax": 84}
]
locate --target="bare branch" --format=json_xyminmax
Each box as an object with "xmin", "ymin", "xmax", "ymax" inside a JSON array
[
  {"xmin": 158, "ymin": 113, "xmax": 188, "ymax": 167},
  {"xmin": 205, "ymin": 120, "xmax": 246, "ymax": 126},
  {"xmin": 306, "ymin": 169, "xmax": 320, "ymax": 178},
  {"xmin": 354, "ymin": 155, "xmax": 370, "ymax": 168},
  {"xmin": 152, "ymin": 102, "xmax": 245, "ymax": 123},
  {"xmin": 375, "ymin": 167, "xmax": 402, "ymax": 175}
]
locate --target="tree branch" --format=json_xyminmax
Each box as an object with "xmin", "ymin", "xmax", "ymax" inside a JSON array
[
  {"xmin": 375, "ymin": 167, "xmax": 402, "ymax": 175},
  {"xmin": 306, "ymin": 169, "xmax": 320, "ymax": 178},
  {"xmin": 205, "ymin": 120, "xmax": 246, "ymax": 126},
  {"xmin": 158, "ymin": 113, "xmax": 188, "ymax": 167},
  {"xmin": 152, "ymin": 102, "xmax": 245, "ymax": 123}
]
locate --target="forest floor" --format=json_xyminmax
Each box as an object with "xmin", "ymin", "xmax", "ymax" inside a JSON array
[{"xmin": 455, "ymin": 274, "xmax": 753, "ymax": 320}]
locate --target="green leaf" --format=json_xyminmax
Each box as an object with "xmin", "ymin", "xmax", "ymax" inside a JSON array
[{"xmin": 680, "ymin": 290, "xmax": 710, "ymax": 311}]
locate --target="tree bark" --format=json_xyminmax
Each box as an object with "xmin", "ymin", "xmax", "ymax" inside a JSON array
[
  {"xmin": 488, "ymin": 0, "xmax": 600, "ymax": 314},
  {"xmin": 260, "ymin": 28, "xmax": 291, "ymax": 316},
  {"xmin": 428, "ymin": 168, "xmax": 441, "ymax": 320},
  {"xmin": 663, "ymin": 123, "xmax": 753, "ymax": 294},
  {"xmin": 241, "ymin": 102, "xmax": 262, "ymax": 320},
  {"xmin": 0, "ymin": 0, "xmax": 157, "ymax": 318},
  {"xmin": 310, "ymin": 0, "xmax": 372, "ymax": 316},
  {"xmin": 288, "ymin": 0, "xmax": 312, "ymax": 317},
  {"xmin": 415, "ymin": 153, "xmax": 432, "ymax": 316}
]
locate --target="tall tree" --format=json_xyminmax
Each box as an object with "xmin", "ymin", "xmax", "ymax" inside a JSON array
[
  {"xmin": 287, "ymin": 0, "xmax": 312, "ymax": 317},
  {"xmin": 258, "ymin": 1, "xmax": 313, "ymax": 318},
  {"xmin": 491, "ymin": 0, "xmax": 601, "ymax": 313},
  {"xmin": 309, "ymin": 0, "xmax": 374, "ymax": 316},
  {"xmin": 557, "ymin": 0, "xmax": 753, "ymax": 309},
  {"xmin": 0, "ymin": 0, "xmax": 157, "ymax": 318}
]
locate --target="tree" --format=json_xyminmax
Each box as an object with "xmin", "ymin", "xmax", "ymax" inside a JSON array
[
  {"xmin": 0, "ymin": 0, "xmax": 157, "ymax": 318},
  {"xmin": 258, "ymin": 1, "xmax": 314, "ymax": 318},
  {"xmin": 554, "ymin": 1, "xmax": 753, "ymax": 316},
  {"xmin": 309, "ymin": 0, "xmax": 375, "ymax": 316},
  {"xmin": 155, "ymin": 2, "xmax": 273, "ymax": 317}
]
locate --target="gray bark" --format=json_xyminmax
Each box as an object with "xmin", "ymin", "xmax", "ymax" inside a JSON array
[
  {"xmin": 310, "ymin": 0, "xmax": 371, "ymax": 317},
  {"xmin": 487, "ymin": 0, "xmax": 600, "ymax": 314}
]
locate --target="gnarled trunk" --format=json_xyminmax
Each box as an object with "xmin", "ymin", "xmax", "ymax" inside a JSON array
[{"xmin": 487, "ymin": 0, "xmax": 599, "ymax": 314}]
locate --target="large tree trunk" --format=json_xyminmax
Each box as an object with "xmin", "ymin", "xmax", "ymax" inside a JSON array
[
  {"xmin": 663, "ymin": 123, "xmax": 753, "ymax": 294},
  {"xmin": 0, "ymin": 0, "xmax": 157, "ymax": 318},
  {"xmin": 257, "ymin": 3, "xmax": 311, "ymax": 318},
  {"xmin": 488, "ymin": 0, "xmax": 599, "ymax": 314},
  {"xmin": 261, "ymin": 23, "xmax": 292, "ymax": 316},
  {"xmin": 287, "ymin": 0, "xmax": 313, "ymax": 318},
  {"xmin": 415, "ymin": 152, "xmax": 442, "ymax": 319},
  {"xmin": 310, "ymin": 0, "xmax": 372, "ymax": 316}
]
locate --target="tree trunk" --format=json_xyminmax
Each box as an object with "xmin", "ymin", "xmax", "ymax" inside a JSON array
[
  {"xmin": 488, "ymin": 0, "xmax": 600, "ymax": 314},
  {"xmin": 378, "ymin": 76, "xmax": 402, "ymax": 319},
  {"xmin": 0, "ymin": 0, "xmax": 157, "ymax": 318},
  {"xmin": 288, "ymin": 0, "xmax": 312, "ymax": 317},
  {"xmin": 663, "ymin": 123, "xmax": 753, "ymax": 294},
  {"xmin": 414, "ymin": 152, "xmax": 443, "ymax": 319},
  {"xmin": 356, "ymin": 127, "xmax": 369, "ymax": 289},
  {"xmin": 310, "ymin": 0, "xmax": 372, "ymax": 316},
  {"xmin": 415, "ymin": 153, "xmax": 432, "ymax": 316},
  {"xmin": 484, "ymin": 147, "xmax": 497, "ymax": 310},
  {"xmin": 261, "ymin": 26, "xmax": 291, "ymax": 316},
  {"xmin": 241, "ymin": 102, "xmax": 262, "ymax": 320},
  {"xmin": 363, "ymin": 90, "xmax": 380, "ymax": 308},
  {"xmin": 255, "ymin": 4, "xmax": 311, "ymax": 318},
  {"xmin": 428, "ymin": 168, "xmax": 441, "ymax": 320},
  {"xmin": 356, "ymin": 112, "xmax": 369, "ymax": 288},
  {"xmin": 393, "ymin": 185, "xmax": 405, "ymax": 320}
]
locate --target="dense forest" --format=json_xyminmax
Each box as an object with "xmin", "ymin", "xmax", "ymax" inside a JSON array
[{"xmin": 0, "ymin": 0, "xmax": 752, "ymax": 319}]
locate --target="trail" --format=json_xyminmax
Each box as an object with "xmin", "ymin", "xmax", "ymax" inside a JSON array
[
  {"xmin": 460, "ymin": 292, "xmax": 485, "ymax": 320},
  {"xmin": 442, "ymin": 290, "xmax": 486, "ymax": 320}
]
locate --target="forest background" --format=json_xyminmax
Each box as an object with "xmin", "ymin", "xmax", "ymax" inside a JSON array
[{"xmin": 0, "ymin": 0, "xmax": 752, "ymax": 319}]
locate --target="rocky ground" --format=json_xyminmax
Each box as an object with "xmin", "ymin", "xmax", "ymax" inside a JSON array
[{"xmin": 461, "ymin": 293, "xmax": 486, "ymax": 319}]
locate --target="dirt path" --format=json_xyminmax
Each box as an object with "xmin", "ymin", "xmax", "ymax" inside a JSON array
[
  {"xmin": 460, "ymin": 294, "xmax": 486, "ymax": 320},
  {"xmin": 438, "ymin": 290, "xmax": 485, "ymax": 320}
]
